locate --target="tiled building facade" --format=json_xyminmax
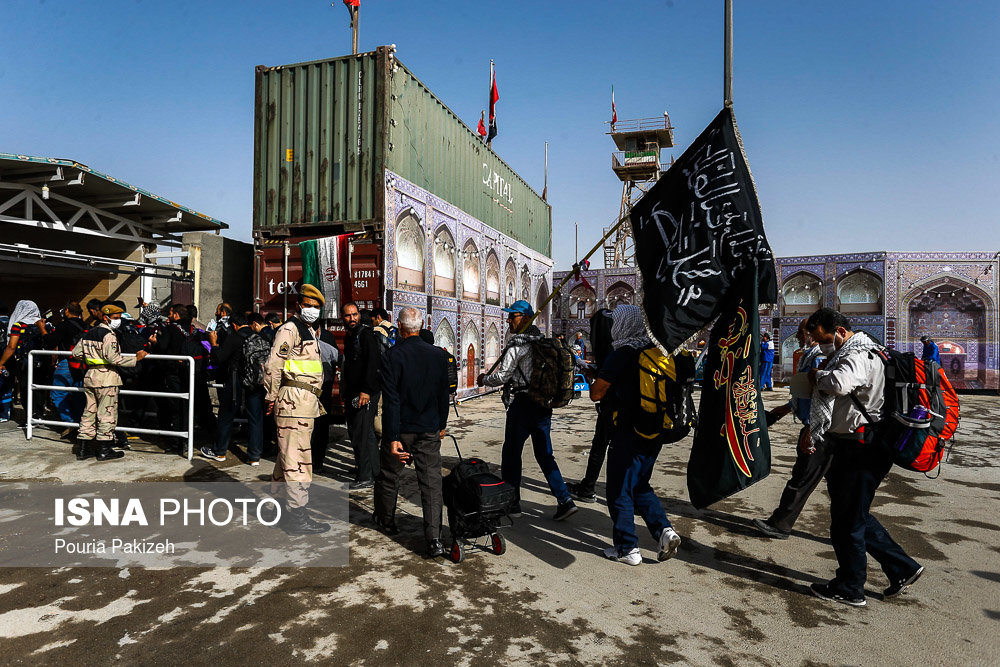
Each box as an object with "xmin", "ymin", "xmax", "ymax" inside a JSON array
[
  {"xmin": 383, "ymin": 171, "xmax": 553, "ymax": 396},
  {"xmin": 553, "ymin": 251, "xmax": 1000, "ymax": 391}
]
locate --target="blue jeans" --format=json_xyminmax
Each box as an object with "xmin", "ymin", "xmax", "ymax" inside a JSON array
[
  {"xmin": 51, "ymin": 359, "xmax": 84, "ymax": 423},
  {"xmin": 501, "ymin": 395, "xmax": 571, "ymax": 504},
  {"xmin": 244, "ymin": 386, "xmax": 266, "ymax": 461},
  {"xmin": 606, "ymin": 430, "xmax": 671, "ymax": 553},
  {"xmin": 759, "ymin": 358, "xmax": 774, "ymax": 389},
  {"xmin": 826, "ymin": 438, "xmax": 921, "ymax": 597}
]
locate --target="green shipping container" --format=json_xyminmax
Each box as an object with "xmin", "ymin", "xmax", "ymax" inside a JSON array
[{"xmin": 253, "ymin": 46, "xmax": 551, "ymax": 257}]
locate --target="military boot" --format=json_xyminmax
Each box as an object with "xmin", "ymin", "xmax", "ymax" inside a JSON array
[
  {"xmin": 75, "ymin": 439, "xmax": 95, "ymax": 461},
  {"xmin": 95, "ymin": 440, "xmax": 125, "ymax": 461},
  {"xmin": 281, "ymin": 506, "xmax": 330, "ymax": 535}
]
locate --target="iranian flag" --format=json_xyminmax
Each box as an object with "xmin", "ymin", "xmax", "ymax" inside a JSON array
[
  {"xmin": 477, "ymin": 110, "xmax": 488, "ymax": 138},
  {"xmin": 487, "ymin": 63, "xmax": 498, "ymax": 144},
  {"xmin": 299, "ymin": 236, "xmax": 346, "ymax": 319},
  {"xmin": 611, "ymin": 85, "xmax": 617, "ymax": 126}
]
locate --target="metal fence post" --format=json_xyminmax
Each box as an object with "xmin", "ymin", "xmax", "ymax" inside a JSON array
[
  {"xmin": 26, "ymin": 352, "xmax": 34, "ymax": 440},
  {"xmin": 187, "ymin": 358, "xmax": 195, "ymax": 461}
]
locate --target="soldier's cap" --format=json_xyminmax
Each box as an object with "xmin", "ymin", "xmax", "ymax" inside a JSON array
[
  {"xmin": 101, "ymin": 304, "xmax": 125, "ymax": 315},
  {"xmin": 300, "ymin": 283, "xmax": 325, "ymax": 306}
]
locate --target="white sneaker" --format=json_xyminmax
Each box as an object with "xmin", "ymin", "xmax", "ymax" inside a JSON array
[
  {"xmin": 603, "ymin": 546, "xmax": 642, "ymax": 566},
  {"xmin": 658, "ymin": 527, "xmax": 681, "ymax": 561}
]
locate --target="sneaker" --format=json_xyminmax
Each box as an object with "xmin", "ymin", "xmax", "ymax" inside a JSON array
[
  {"xmin": 810, "ymin": 581, "xmax": 866, "ymax": 607},
  {"xmin": 883, "ymin": 566, "xmax": 924, "ymax": 599},
  {"xmin": 199, "ymin": 447, "xmax": 226, "ymax": 462},
  {"xmin": 249, "ymin": 460, "xmax": 260, "ymax": 467},
  {"xmin": 657, "ymin": 527, "xmax": 682, "ymax": 561},
  {"xmin": 568, "ymin": 482, "xmax": 597, "ymax": 503},
  {"xmin": 553, "ymin": 501, "xmax": 578, "ymax": 521},
  {"xmin": 603, "ymin": 546, "xmax": 642, "ymax": 566},
  {"xmin": 508, "ymin": 502, "xmax": 523, "ymax": 518},
  {"xmin": 349, "ymin": 479, "xmax": 374, "ymax": 492},
  {"xmin": 752, "ymin": 518, "xmax": 790, "ymax": 540}
]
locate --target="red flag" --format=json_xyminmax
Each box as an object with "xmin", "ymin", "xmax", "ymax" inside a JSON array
[
  {"xmin": 343, "ymin": 0, "xmax": 359, "ymax": 6},
  {"xmin": 487, "ymin": 64, "xmax": 499, "ymax": 144},
  {"xmin": 611, "ymin": 86, "xmax": 617, "ymax": 126},
  {"xmin": 477, "ymin": 110, "xmax": 487, "ymax": 137}
]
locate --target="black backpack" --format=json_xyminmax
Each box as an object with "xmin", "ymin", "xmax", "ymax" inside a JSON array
[
  {"xmin": 240, "ymin": 332, "xmax": 270, "ymax": 389},
  {"xmin": 524, "ymin": 337, "xmax": 576, "ymax": 409}
]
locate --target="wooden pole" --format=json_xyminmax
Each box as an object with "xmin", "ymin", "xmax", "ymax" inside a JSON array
[{"xmin": 352, "ymin": 5, "xmax": 359, "ymax": 55}]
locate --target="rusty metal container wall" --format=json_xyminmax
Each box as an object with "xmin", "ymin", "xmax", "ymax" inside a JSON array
[
  {"xmin": 386, "ymin": 63, "xmax": 551, "ymax": 256},
  {"xmin": 253, "ymin": 53, "xmax": 379, "ymax": 231}
]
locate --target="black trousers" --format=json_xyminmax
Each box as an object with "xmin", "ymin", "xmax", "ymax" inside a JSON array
[
  {"xmin": 374, "ymin": 432, "xmax": 443, "ymax": 543},
  {"xmin": 825, "ymin": 437, "xmax": 920, "ymax": 597},
  {"xmin": 766, "ymin": 427, "xmax": 834, "ymax": 533},
  {"xmin": 579, "ymin": 403, "xmax": 613, "ymax": 490},
  {"xmin": 346, "ymin": 401, "xmax": 380, "ymax": 482}
]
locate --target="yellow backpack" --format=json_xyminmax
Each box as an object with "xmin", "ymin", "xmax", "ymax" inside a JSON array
[{"xmin": 633, "ymin": 346, "xmax": 697, "ymax": 444}]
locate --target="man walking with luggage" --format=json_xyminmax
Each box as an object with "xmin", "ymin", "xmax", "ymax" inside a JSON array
[
  {"xmin": 806, "ymin": 308, "xmax": 923, "ymax": 607},
  {"xmin": 71, "ymin": 303, "xmax": 149, "ymax": 461},
  {"xmin": 264, "ymin": 284, "xmax": 330, "ymax": 535},
  {"xmin": 341, "ymin": 301, "xmax": 381, "ymax": 490},
  {"xmin": 373, "ymin": 307, "xmax": 450, "ymax": 557},
  {"xmin": 477, "ymin": 300, "xmax": 577, "ymax": 521}
]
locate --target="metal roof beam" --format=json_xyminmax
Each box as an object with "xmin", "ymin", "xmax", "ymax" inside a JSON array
[{"xmin": 0, "ymin": 166, "xmax": 64, "ymax": 183}]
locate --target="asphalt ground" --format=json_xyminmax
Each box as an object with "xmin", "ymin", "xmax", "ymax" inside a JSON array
[{"xmin": 0, "ymin": 388, "xmax": 997, "ymax": 665}]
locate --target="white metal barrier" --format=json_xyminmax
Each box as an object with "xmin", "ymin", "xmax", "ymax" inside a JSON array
[{"xmin": 26, "ymin": 350, "xmax": 196, "ymax": 460}]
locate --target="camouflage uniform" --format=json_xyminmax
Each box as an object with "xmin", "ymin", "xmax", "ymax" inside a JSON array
[
  {"xmin": 264, "ymin": 317, "xmax": 325, "ymax": 508},
  {"xmin": 71, "ymin": 324, "xmax": 137, "ymax": 441}
]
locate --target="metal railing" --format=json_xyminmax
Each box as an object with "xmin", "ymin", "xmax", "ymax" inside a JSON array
[
  {"xmin": 26, "ymin": 350, "xmax": 196, "ymax": 460},
  {"xmin": 609, "ymin": 115, "xmax": 673, "ymax": 134}
]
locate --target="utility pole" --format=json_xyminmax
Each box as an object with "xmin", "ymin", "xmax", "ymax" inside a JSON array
[{"xmin": 724, "ymin": 0, "xmax": 733, "ymax": 107}]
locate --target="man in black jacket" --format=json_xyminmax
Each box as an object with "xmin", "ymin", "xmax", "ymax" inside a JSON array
[
  {"xmin": 341, "ymin": 301, "xmax": 381, "ymax": 490},
  {"xmin": 151, "ymin": 304, "xmax": 190, "ymax": 439},
  {"xmin": 373, "ymin": 307, "xmax": 450, "ymax": 557},
  {"xmin": 202, "ymin": 312, "xmax": 251, "ymax": 462},
  {"xmin": 45, "ymin": 301, "xmax": 87, "ymax": 425}
]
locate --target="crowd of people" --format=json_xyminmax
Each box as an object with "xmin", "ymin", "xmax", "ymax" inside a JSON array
[{"xmin": 0, "ymin": 292, "xmax": 926, "ymax": 604}]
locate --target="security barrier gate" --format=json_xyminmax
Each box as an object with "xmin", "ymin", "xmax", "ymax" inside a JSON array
[{"xmin": 26, "ymin": 350, "xmax": 197, "ymax": 460}]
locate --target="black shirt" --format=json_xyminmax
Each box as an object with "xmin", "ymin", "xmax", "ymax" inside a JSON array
[
  {"xmin": 598, "ymin": 345, "xmax": 641, "ymax": 432},
  {"xmin": 342, "ymin": 324, "xmax": 380, "ymax": 400},
  {"xmin": 44, "ymin": 317, "xmax": 86, "ymax": 352},
  {"xmin": 381, "ymin": 335, "xmax": 450, "ymax": 441}
]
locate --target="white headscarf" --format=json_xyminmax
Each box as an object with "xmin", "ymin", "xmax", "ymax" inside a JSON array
[
  {"xmin": 610, "ymin": 304, "xmax": 652, "ymax": 350},
  {"xmin": 8, "ymin": 300, "xmax": 41, "ymax": 334}
]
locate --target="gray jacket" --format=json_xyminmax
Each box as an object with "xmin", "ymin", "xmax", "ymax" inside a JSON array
[{"xmin": 482, "ymin": 325, "xmax": 541, "ymax": 404}]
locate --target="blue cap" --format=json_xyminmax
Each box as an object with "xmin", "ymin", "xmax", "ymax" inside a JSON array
[{"xmin": 502, "ymin": 300, "xmax": 534, "ymax": 317}]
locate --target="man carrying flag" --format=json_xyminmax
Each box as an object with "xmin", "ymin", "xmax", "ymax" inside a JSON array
[{"xmin": 628, "ymin": 106, "xmax": 777, "ymax": 509}]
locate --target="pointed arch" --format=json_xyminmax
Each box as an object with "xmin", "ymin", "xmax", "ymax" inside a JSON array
[
  {"xmin": 569, "ymin": 283, "xmax": 597, "ymax": 319},
  {"xmin": 504, "ymin": 258, "xmax": 517, "ymax": 307},
  {"xmin": 394, "ymin": 208, "xmax": 425, "ymax": 290},
  {"xmin": 485, "ymin": 250, "xmax": 501, "ymax": 305},
  {"xmin": 605, "ymin": 280, "xmax": 635, "ymax": 308},
  {"xmin": 781, "ymin": 271, "xmax": 823, "ymax": 316},
  {"xmin": 462, "ymin": 239, "xmax": 482, "ymax": 301},
  {"xmin": 520, "ymin": 264, "xmax": 531, "ymax": 301},
  {"xmin": 837, "ymin": 268, "xmax": 882, "ymax": 314},
  {"xmin": 434, "ymin": 318, "xmax": 456, "ymax": 355},
  {"xmin": 535, "ymin": 282, "xmax": 550, "ymax": 335},
  {"xmin": 432, "ymin": 226, "xmax": 456, "ymax": 296},
  {"xmin": 485, "ymin": 322, "xmax": 502, "ymax": 366}
]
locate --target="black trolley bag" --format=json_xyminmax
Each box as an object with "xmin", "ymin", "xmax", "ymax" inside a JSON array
[{"xmin": 442, "ymin": 435, "xmax": 516, "ymax": 563}]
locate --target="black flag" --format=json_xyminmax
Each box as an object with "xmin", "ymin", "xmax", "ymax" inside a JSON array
[
  {"xmin": 629, "ymin": 106, "xmax": 776, "ymax": 508},
  {"xmin": 687, "ymin": 267, "xmax": 771, "ymax": 508},
  {"xmin": 629, "ymin": 106, "xmax": 776, "ymax": 353}
]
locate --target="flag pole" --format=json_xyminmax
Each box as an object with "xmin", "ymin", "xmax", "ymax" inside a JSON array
[
  {"xmin": 487, "ymin": 60, "xmax": 494, "ymax": 150},
  {"xmin": 724, "ymin": 0, "xmax": 733, "ymax": 107},
  {"xmin": 353, "ymin": 3, "xmax": 359, "ymax": 55},
  {"xmin": 543, "ymin": 142, "xmax": 548, "ymax": 201}
]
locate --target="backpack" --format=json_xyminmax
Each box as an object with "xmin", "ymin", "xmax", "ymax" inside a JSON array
[
  {"xmin": 524, "ymin": 337, "xmax": 576, "ymax": 409},
  {"xmin": 180, "ymin": 327, "xmax": 208, "ymax": 373},
  {"xmin": 850, "ymin": 349, "xmax": 960, "ymax": 475},
  {"xmin": 589, "ymin": 308, "xmax": 614, "ymax": 369},
  {"xmin": 632, "ymin": 346, "xmax": 698, "ymax": 445},
  {"xmin": 240, "ymin": 332, "xmax": 270, "ymax": 389},
  {"xmin": 441, "ymin": 347, "xmax": 458, "ymax": 394},
  {"xmin": 442, "ymin": 437, "xmax": 516, "ymax": 518}
]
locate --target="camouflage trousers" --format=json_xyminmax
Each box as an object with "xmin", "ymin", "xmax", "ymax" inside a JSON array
[
  {"xmin": 270, "ymin": 416, "xmax": 315, "ymax": 509},
  {"xmin": 79, "ymin": 386, "xmax": 119, "ymax": 441}
]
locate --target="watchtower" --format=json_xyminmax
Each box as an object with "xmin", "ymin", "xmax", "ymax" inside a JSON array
[{"xmin": 604, "ymin": 113, "xmax": 674, "ymax": 267}]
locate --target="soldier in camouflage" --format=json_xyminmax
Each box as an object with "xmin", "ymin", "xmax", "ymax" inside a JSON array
[
  {"xmin": 71, "ymin": 303, "xmax": 149, "ymax": 461},
  {"xmin": 263, "ymin": 284, "xmax": 331, "ymax": 535}
]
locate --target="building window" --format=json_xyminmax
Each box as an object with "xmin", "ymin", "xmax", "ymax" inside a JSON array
[
  {"xmin": 462, "ymin": 240, "xmax": 481, "ymax": 302},
  {"xmin": 433, "ymin": 228, "xmax": 456, "ymax": 296},
  {"xmin": 395, "ymin": 213, "xmax": 424, "ymax": 290},
  {"xmin": 485, "ymin": 251, "xmax": 501, "ymax": 305}
]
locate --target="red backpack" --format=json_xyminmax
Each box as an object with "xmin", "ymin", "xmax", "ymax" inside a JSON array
[{"xmin": 851, "ymin": 349, "xmax": 960, "ymax": 475}]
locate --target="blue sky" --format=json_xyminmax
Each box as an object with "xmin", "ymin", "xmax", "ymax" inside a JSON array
[{"xmin": 3, "ymin": 1, "xmax": 998, "ymax": 271}]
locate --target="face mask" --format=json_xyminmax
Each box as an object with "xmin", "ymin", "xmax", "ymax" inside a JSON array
[
  {"xmin": 107, "ymin": 318, "xmax": 122, "ymax": 330},
  {"xmin": 818, "ymin": 342, "xmax": 835, "ymax": 355},
  {"xmin": 300, "ymin": 307, "xmax": 320, "ymax": 323}
]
